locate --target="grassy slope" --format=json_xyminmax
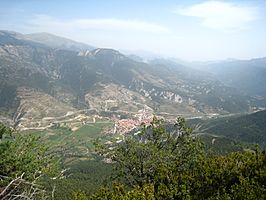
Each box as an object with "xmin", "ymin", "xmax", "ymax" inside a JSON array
[{"xmin": 189, "ymin": 110, "xmax": 266, "ymax": 148}]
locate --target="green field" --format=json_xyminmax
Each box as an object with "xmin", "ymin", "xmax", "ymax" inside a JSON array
[
  {"xmin": 26, "ymin": 122, "xmax": 115, "ymax": 159},
  {"xmin": 23, "ymin": 122, "xmax": 119, "ymax": 198}
]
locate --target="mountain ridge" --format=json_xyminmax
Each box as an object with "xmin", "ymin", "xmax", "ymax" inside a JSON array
[
  {"xmin": 0, "ymin": 30, "xmax": 261, "ymax": 130},
  {"xmin": 24, "ymin": 32, "xmax": 95, "ymax": 51}
]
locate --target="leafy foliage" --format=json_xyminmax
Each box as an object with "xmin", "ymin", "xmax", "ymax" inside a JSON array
[
  {"xmin": 0, "ymin": 123, "xmax": 59, "ymax": 199},
  {"xmin": 91, "ymin": 118, "xmax": 266, "ymax": 200},
  {"xmin": 94, "ymin": 117, "xmax": 203, "ymax": 198},
  {"xmin": 45, "ymin": 160, "xmax": 112, "ymax": 200},
  {"xmin": 0, "ymin": 123, "xmax": 13, "ymax": 139},
  {"xmin": 190, "ymin": 148, "xmax": 266, "ymax": 199}
]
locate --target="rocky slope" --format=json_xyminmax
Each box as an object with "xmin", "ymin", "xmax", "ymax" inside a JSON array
[{"xmin": 0, "ymin": 30, "xmax": 257, "ymax": 130}]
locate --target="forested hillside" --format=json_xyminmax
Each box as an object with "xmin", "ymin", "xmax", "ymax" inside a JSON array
[
  {"xmin": 189, "ymin": 110, "xmax": 266, "ymax": 147},
  {"xmin": 1, "ymin": 119, "xmax": 265, "ymax": 200}
]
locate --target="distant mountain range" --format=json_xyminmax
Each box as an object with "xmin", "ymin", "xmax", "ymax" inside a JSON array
[
  {"xmin": 0, "ymin": 30, "xmax": 94, "ymax": 51},
  {"xmin": 0, "ymin": 30, "xmax": 265, "ymax": 130},
  {"xmin": 191, "ymin": 58, "xmax": 266, "ymax": 99}
]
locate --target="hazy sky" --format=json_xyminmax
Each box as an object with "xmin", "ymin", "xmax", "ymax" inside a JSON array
[{"xmin": 1, "ymin": 0, "xmax": 266, "ymax": 61}]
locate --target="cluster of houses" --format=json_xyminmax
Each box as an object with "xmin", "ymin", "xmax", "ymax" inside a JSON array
[{"xmin": 113, "ymin": 107, "xmax": 155, "ymax": 135}]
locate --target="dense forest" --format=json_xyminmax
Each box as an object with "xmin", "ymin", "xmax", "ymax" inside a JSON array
[{"xmin": 1, "ymin": 118, "xmax": 265, "ymax": 199}]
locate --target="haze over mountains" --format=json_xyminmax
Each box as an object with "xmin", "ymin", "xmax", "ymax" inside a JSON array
[
  {"xmin": 1, "ymin": 29, "xmax": 266, "ymax": 199},
  {"xmin": 190, "ymin": 58, "xmax": 266, "ymax": 98},
  {"xmin": 1, "ymin": 1, "xmax": 266, "ymax": 199},
  {"xmin": 0, "ymin": 30, "xmax": 266, "ymax": 131}
]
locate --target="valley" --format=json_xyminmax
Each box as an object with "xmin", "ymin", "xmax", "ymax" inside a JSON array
[
  {"xmin": 2, "ymin": 0, "xmax": 266, "ymax": 198},
  {"xmin": 1, "ymin": 30, "xmax": 263, "ymax": 131},
  {"xmin": 1, "ymin": 30, "xmax": 266, "ymax": 155},
  {"xmin": 1, "ymin": 30, "xmax": 265, "ymax": 150},
  {"xmin": 1, "ymin": 30, "xmax": 266, "ymax": 199}
]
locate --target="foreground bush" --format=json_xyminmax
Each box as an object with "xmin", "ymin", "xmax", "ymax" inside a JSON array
[
  {"xmin": 90, "ymin": 118, "xmax": 266, "ymax": 200},
  {"xmin": 0, "ymin": 123, "xmax": 59, "ymax": 199}
]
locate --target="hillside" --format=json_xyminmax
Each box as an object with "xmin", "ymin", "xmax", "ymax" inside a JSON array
[
  {"xmin": 0, "ymin": 30, "xmax": 258, "ymax": 130},
  {"xmin": 193, "ymin": 58, "xmax": 266, "ymax": 100},
  {"xmin": 189, "ymin": 110, "xmax": 266, "ymax": 147},
  {"xmin": 23, "ymin": 32, "xmax": 95, "ymax": 51}
]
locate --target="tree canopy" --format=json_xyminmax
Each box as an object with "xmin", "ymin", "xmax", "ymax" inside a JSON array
[
  {"xmin": 0, "ymin": 123, "xmax": 59, "ymax": 199},
  {"xmin": 91, "ymin": 117, "xmax": 266, "ymax": 200}
]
